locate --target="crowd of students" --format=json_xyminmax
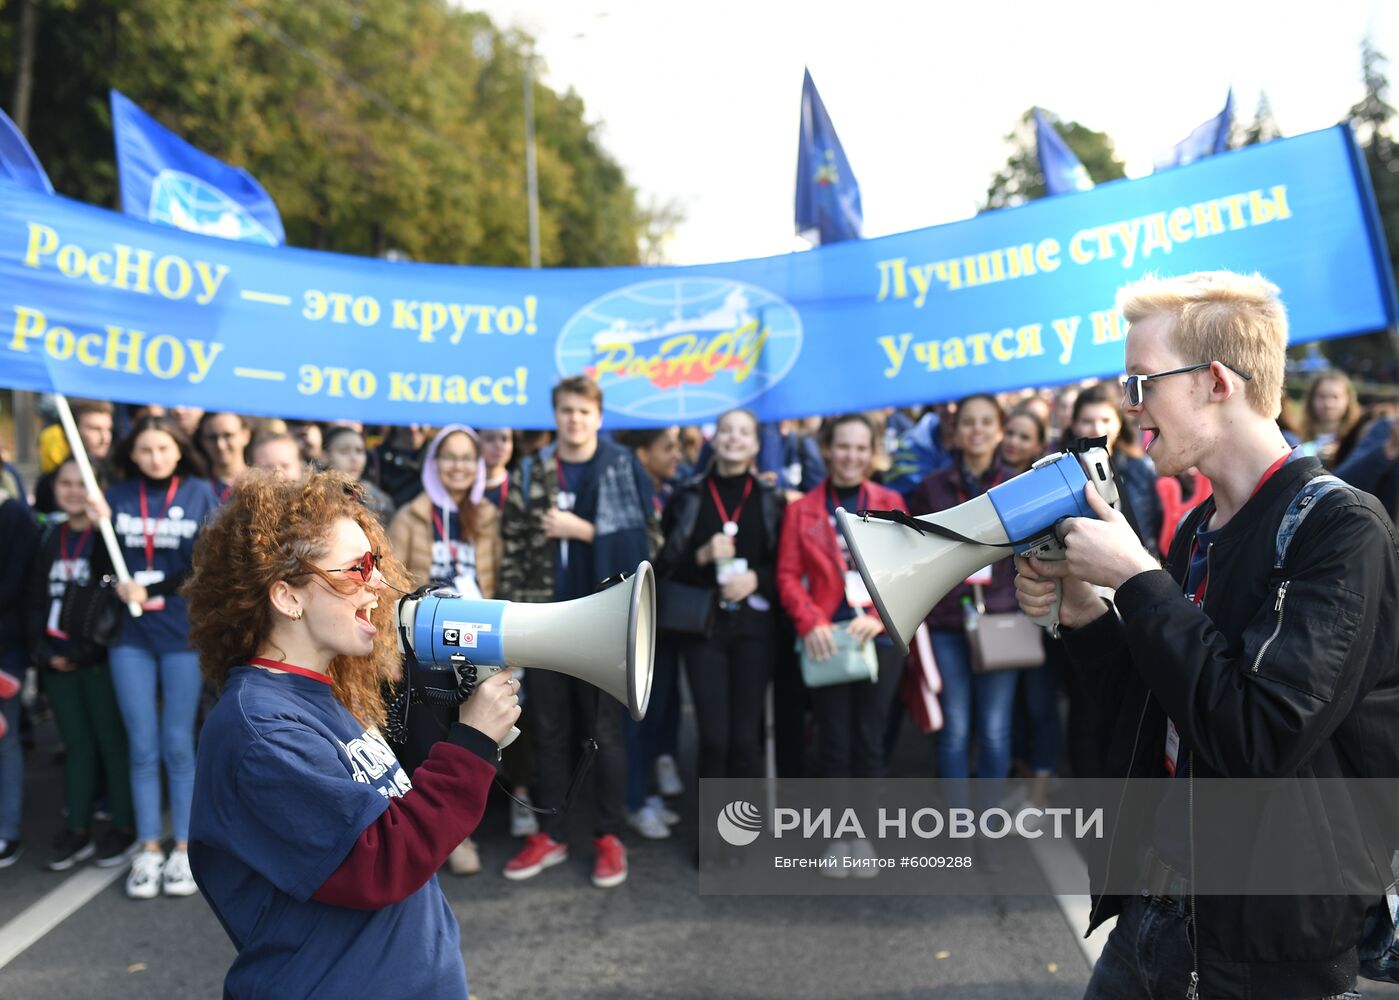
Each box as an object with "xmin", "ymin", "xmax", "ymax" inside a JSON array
[{"xmin": 0, "ymin": 364, "xmax": 1395, "ymax": 894}]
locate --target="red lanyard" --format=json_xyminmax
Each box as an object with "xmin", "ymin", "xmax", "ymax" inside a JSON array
[
  {"xmin": 58, "ymin": 523, "xmax": 93, "ymax": 562},
  {"xmin": 248, "ymin": 657, "xmax": 333, "ymax": 686},
  {"xmin": 1251, "ymin": 452, "xmax": 1291, "ymax": 498},
  {"xmin": 825, "ymin": 479, "xmax": 869, "ymax": 516},
  {"xmin": 430, "ymin": 506, "xmax": 456, "ymax": 544},
  {"xmin": 826, "ymin": 480, "xmax": 868, "ymax": 571},
  {"xmin": 496, "ymin": 477, "xmax": 508, "ymax": 509},
  {"xmin": 707, "ymin": 474, "xmax": 754, "ymax": 534},
  {"xmin": 139, "ymin": 477, "xmax": 180, "ymax": 570},
  {"xmin": 58, "ymin": 520, "xmax": 93, "ymax": 581},
  {"xmin": 1187, "ymin": 451, "xmax": 1291, "ymax": 604}
]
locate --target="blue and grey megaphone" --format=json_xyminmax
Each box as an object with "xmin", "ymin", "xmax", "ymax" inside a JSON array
[
  {"xmin": 835, "ymin": 445, "xmax": 1119, "ymax": 655},
  {"xmin": 395, "ymin": 562, "xmax": 655, "ymax": 747}
]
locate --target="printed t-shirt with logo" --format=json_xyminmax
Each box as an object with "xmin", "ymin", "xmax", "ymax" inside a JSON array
[
  {"xmin": 42, "ymin": 522, "xmax": 98, "ymax": 656},
  {"xmin": 428, "ymin": 506, "xmax": 480, "ymax": 598},
  {"xmin": 189, "ymin": 667, "xmax": 468, "ymax": 1000},
  {"xmin": 105, "ymin": 475, "xmax": 219, "ymax": 651}
]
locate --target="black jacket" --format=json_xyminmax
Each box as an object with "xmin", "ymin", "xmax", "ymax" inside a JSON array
[
  {"xmin": 25, "ymin": 522, "xmax": 115, "ymax": 670},
  {"xmin": 0, "ymin": 496, "xmax": 39, "ymax": 653},
  {"xmin": 1062, "ymin": 455, "xmax": 1399, "ymax": 998},
  {"xmin": 656, "ymin": 472, "xmax": 785, "ymax": 603}
]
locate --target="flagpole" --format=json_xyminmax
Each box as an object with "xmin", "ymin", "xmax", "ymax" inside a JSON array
[
  {"xmin": 53, "ymin": 394, "xmax": 142, "ymax": 618},
  {"xmin": 524, "ymin": 48, "xmax": 541, "ymax": 270}
]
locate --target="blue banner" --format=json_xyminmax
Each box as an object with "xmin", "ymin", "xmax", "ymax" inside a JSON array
[
  {"xmin": 795, "ymin": 69, "xmax": 862, "ymax": 244},
  {"xmin": 1035, "ymin": 109, "xmax": 1094, "ymax": 196},
  {"xmin": 1154, "ymin": 90, "xmax": 1234, "ymax": 171},
  {"xmin": 0, "ymin": 108, "xmax": 53, "ymax": 195},
  {"xmin": 110, "ymin": 90, "xmax": 285, "ymax": 246},
  {"xmin": 1, "ymin": 125, "xmax": 1392, "ymax": 429}
]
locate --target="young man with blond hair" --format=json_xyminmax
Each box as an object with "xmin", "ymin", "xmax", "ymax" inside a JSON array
[{"xmin": 1017, "ymin": 271, "xmax": 1399, "ymax": 999}]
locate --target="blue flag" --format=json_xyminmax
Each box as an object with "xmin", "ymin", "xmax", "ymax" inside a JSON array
[
  {"xmin": 1034, "ymin": 108, "xmax": 1094, "ymax": 196},
  {"xmin": 0, "ymin": 108, "xmax": 53, "ymax": 194},
  {"xmin": 795, "ymin": 69, "xmax": 862, "ymax": 244},
  {"xmin": 1153, "ymin": 90, "xmax": 1234, "ymax": 171},
  {"xmin": 110, "ymin": 90, "xmax": 284, "ymax": 245}
]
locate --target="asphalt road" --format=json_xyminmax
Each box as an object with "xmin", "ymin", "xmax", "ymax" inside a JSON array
[{"xmin": 4, "ymin": 696, "xmax": 1390, "ymax": 999}]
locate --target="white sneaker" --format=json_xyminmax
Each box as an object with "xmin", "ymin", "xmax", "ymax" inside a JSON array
[
  {"xmin": 510, "ymin": 795, "xmax": 540, "ymax": 838},
  {"xmin": 819, "ymin": 839, "xmax": 850, "ymax": 878},
  {"xmin": 627, "ymin": 804, "xmax": 671, "ymax": 840},
  {"xmin": 126, "ymin": 851, "xmax": 164, "ymax": 900},
  {"xmin": 655, "ymin": 754, "xmax": 683, "ymax": 797},
  {"xmin": 645, "ymin": 794, "xmax": 679, "ymax": 826},
  {"xmin": 161, "ymin": 849, "xmax": 198, "ymax": 897}
]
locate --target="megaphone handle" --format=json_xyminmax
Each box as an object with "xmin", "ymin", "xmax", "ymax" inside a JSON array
[
  {"xmin": 1022, "ymin": 535, "xmax": 1067, "ymax": 634},
  {"xmin": 499, "ymin": 725, "xmax": 521, "ymax": 750},
  {"xmin": 1027, "ymin": 579, "xmax": 1062, "ymax": 634}
]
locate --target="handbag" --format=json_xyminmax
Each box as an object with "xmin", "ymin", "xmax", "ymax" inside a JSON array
[
  {"xmin": 655, "ymin": 579, "xmax": 716, "ymax": 637},
  {"xmin": 800, "ymin": 618, "xmax": 878, "ymax": 688},
  {"xmin": 56, "ymin": 574, "xmax": 123, "ymax": 647},
  {"xmin": 965, "ymin": 583, "xmax": 1044, "ymax": 674}
]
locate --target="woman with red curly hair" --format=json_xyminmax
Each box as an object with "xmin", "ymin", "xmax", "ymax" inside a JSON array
[{"xmin": 184, "ymin": 470, "xmax": 519, "ymax": 1000}]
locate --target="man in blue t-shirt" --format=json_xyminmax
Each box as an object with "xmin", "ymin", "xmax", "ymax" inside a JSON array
[{"xmin": 497, "ymin": 376, "xmax": 653, "ymax": 889}]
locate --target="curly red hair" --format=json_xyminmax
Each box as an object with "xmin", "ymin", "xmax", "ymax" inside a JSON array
[{"xmin": 183, "ymin": 469, "xmax": 409, "ymax": 730}]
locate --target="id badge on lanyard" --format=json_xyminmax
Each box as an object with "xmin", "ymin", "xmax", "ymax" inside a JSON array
[
  {"xmin": 556, "ymin": 461, "xmax": 577, "ymax": 571},
  {"xmin": 138, "ymin": 478, "xmax": 179, "ymax": 612},
  {"xmin": 46, "ymin": 562, "xmax": 80, "ymax": 638},
  {"xmin": 830, "ymin": 482, "xmax": 874, "ymax": 609},
  {"xmin": 47, "ymin": 527, "xmax": 91, "ymax": 638}
]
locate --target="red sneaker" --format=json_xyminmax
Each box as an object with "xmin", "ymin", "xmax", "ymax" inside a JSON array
[
  {"xmin": 503, "ymin": 833, "xmax": 567, "ymax": 881},
  {"xmin": 591, "ymin": 834, "xmax": 627, "ymax": 888},
  {"xmin": 0, "ymin": 670, "xmax": 19, "ymax": 701}
]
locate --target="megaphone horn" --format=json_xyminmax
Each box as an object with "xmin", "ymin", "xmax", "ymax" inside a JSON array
[
  {"xmin": 836, "ymin": 498, "xmax": 1010, "ymax": 656},
  {"xmin": 397, "ymin": 561, "xmax": 656, "ymax": 737},
  {"xmin": 836, "ymin": 449, "xmax": 1119, "ymax": 655}
]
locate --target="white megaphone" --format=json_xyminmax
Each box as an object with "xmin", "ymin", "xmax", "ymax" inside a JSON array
[
  {"xmin": 836, "ymin": 447, "xmax": 1119, "ymax": 655},
  {"xmin": 394, "ymin": 561, "xmax": 656, "ymax": 747}
]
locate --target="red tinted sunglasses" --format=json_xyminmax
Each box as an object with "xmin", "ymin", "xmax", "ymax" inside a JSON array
[{"xmin": 325, "ymin": 550, "xmax": 381, "ymax": 584}]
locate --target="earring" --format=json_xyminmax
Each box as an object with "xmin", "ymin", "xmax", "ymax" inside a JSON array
[{"xmin": 288, "ymin": 608, "xmax": 303, "ymax": 621}]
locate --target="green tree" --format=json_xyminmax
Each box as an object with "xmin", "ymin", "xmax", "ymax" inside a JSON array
[
  {"xmin": 1236, "ymin": 90, "xmax": 1282, "ymax": 147},
  {"xmin": 1341, "ymin": 35, "xmax": 1399, "ymax": 382},
  {"xmin": 0, "ymin": 0, "xmax": 643, "ymax": 266},
  {"xmin": 983, "ymin": 108, "xmax": 1126, "ymax": 210},
  {"xmin": 1349, "ymin": 35, "xmax": 1399, "ymax": 254}
]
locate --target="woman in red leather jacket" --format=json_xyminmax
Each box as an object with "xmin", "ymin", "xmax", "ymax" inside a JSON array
[{"xmin": 777, "ymin": 414, "xmax": 907, "ymax": 795}]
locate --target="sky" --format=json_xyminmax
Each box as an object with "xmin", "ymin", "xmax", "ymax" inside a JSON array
[{"xmin": 470, "ymin": 0, "xmax": 1398, "ymax": 266}]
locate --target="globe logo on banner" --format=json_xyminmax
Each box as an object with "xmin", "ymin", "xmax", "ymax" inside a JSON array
[
  {"xmin": 147, "ymin": 170, "xmax": 279, "ymax": 246},
  {"xmin": 716, "ymin": 800, "xmax": 763, "ymax": 847},
  {"xmin": 556, "ymin": 278, "xmax": 802, "ymax": 421}
]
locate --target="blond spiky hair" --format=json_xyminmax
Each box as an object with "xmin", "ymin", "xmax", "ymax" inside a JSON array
[{"xmin": 1116, "ymin": 271, "xmax": 1287, "ymax": 418}]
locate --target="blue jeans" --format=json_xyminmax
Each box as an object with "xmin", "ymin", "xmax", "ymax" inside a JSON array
[
  {"xmin": 0, "ymin": 651, "xmax": 23, "ymax": 841},
  {"xmin": 622, "ymin": 711, "xmax": 646, "ymax": 813},
  {"xmin": 1020, "ymin": 639, "xmax": 1063, "ymax": 775},
  {"xmin": 108, "ymin": 645, "xmax": 202, "ymax": 843},
  {"xmin": 1086, "ymin": 893, "xmax": 1361, "ymax": 999},
  {"xmin": 639, "ymin": 636, "xmax": 682, "ymax": 766},
  {"xmin": 932, "ymin": 630, "xmax": 1018, "ymax": 810}
]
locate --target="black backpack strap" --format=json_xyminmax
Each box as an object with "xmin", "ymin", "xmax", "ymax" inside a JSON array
[{"xmin": 1274, "ymin": 475, "xmax": 1352, "ymax": 571}]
